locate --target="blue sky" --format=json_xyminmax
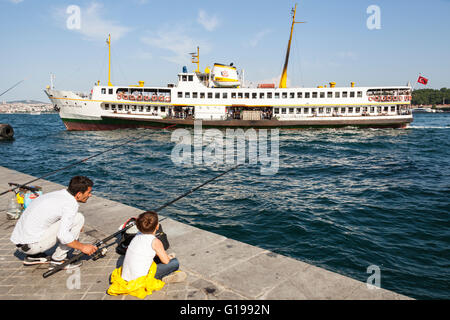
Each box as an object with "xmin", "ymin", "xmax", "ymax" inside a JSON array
[{"xmin": 1, "ymin": 0, "xmax": 449, "ymax": 102}]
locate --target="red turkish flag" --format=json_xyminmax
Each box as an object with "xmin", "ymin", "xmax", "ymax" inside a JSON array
[{"xmin": 417, "ymin": 76, "xmax": 428, "ymax": 85}]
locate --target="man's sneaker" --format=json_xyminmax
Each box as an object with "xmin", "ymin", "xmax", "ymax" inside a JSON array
[
  {"xmin": 23, "ymin": 253, "xmax": 51, "ymax": 266},
  {"xmin": 48, "ymin": 258, "xmax": 83, "ymax": 270},
  {"xmin": 162, "ymin": 270, "xmax": 187, "ymax": 284}
]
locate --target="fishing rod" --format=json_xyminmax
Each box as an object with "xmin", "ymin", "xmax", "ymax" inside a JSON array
[
  {"xmin": 0, "ymin": 135, "xmax": 146, "ymax": 197},
  {"xmin": 42, "ymin": 163, "xmax": 242, "ymax": 278},
  {"xmin": 0, "ymin": 79, "xmax": 25, "ymax": 98}
]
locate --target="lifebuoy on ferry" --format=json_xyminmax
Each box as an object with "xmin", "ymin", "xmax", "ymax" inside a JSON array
[
  {"xmin": 368, "ymin": 97, "xmax": 373, "ymax": 101},
  {"xmin": 151, "ymin": 95, "xmax": 157, "ymax": 101},
  {"xmin": 129, "ymin": 95, "xmax": 135, "ymax": 101},
  {"xmin": 374, "ymin": 96, "xmax": 380, "ymax": 102},
  {"xmin": 381, "ymin": 96, "xmax": 387, "ymax": 101},
  {"xmin": 144, "ymin": 96, "xmax": 150, "ymax": 101},
  {"xmin": 117, "ymin": 94, "xmax": 122, "ymax": 100},
  {"xmin": 137, "ymin": 95, "xmax": 143, "ymax": 101},
  {"xmin": 123, "ymin": 94, "xmax": 128, "ymax": 100},
  {"xmin": 165, "ymin": 97, "xmax": 171, "ymax": 102},
  {"xmin": 393, "ymin": 96, "xmax": 398, "ymax": 101},
  {"xmin": 386, "ymin": 96, "xmax": 392, "ymax": 101},
  {"xmin": 399, "ymin": 96, "xmax": 403, "ymax": 101},
  {"xmin": 158, "ymin": 95, "xmax": 164, "ymax": 102}
]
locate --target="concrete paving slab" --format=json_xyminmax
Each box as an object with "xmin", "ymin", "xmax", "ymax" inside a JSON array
[{"xmin": 0, "ymin": 166, "xmax": 413, "ymax": 300}]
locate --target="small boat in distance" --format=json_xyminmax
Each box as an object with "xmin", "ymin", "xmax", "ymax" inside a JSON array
[
  {"xmin": 412, "ymin": 107, "xmax": 435, "ymax": 113},
  {"xmin": 45, "ymin": 4, "xmax": 413, "ymax": 131}
]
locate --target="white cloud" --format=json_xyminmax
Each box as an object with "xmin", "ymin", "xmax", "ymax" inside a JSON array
[
  {"xmin": 53, "ymin": 2, "xmax": 132, "ymax": 42},
  {"xmin": 249, "ymin": 29, "xmax": 272, "ymax": 47},
  {"xmin": 141, "ymin": 25, "xmax": 211, "ymax": 66},
  {"xmin": 9, "ymin": 0, "xmax": 24, "ymax": 3},
  {"xmin": 197, "ymin": 9, "xmax": 219, "ymax": 31}
]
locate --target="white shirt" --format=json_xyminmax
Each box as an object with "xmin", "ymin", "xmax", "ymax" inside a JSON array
[
  {"xmin": 10, "ymin": 189, "xmax": 79, "ymax": 245},
  {"xmin": 121, "ymin": 232, "xmax": 156, "ymax": 281}
]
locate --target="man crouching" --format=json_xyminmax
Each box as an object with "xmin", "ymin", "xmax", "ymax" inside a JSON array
[{"xmin": 10, "ymin": 176, "xmax": 98, "ymax": 269}]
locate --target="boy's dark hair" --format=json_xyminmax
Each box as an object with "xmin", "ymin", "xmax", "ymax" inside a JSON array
[
  {"xmin": 67, "ymin": 176, "xmax": 93, "ymax": 196},
  {"xmin": 136, "ymin": 211, "xmax": 159, "ymax": 234}
]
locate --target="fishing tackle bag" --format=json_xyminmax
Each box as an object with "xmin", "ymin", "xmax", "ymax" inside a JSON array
[{"xmin": 115, "ymin": 217, "xmax": 170, "ymax": 255}]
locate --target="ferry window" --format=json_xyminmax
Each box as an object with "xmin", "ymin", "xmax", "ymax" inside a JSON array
[
  {"xmin": 384, "ymin": 106, "xmax": 389, "ymax": 112},
  {"xmin": 238, "ymin": 92, "xmax": 243, "ymax": 99},
  {"xmin": 289, "ymin": 108, "xmax": 294, "ymax": 114},
  {"xmin": 200, "ymin": 92, "xmax": 205, "ymax": 98},
  {"xmin": 101, "ymin": 88, "xmax": 106, "ymax": 94},
  {"xmin": 259, "ymin": 92, "xmax": 265, "ymax": 99},
  {"xmin": 161, "ymin": 107, "xmax": 166, "ymax": 112},
  {"xmin": 118, "ymin": 105, "xmax": 123, "ymax": 111},
  {"xmin": 305, "ymin": 92, "xmax": 310, "ymax": 98},
  {"xmin": 108, "ymin": 88, "xmax": 113, "ymax": 95},
  {"xmin": 334, "ymin": 107, "xmax": 339, "ymax": 114},
  {"xmin": 319, "ymin": 107, "xmax": 324, "ymax": 113},
  {"xmin": 348, "ymin": 107, "xmax": 353, "ymax": 113},
  {"xmin": 335, "ymin": 92, "xmax": 340, "ymax": 98},
  {"xmin": 297, "ymin": 92, "xmax": 302, "ymax": 98},
  {"xmin": 193, "ymin": 92, "xmax": 198, "ymax": 98},
  {"xmin": 231, "ymin": 92, "xmax": 236, "ymax": 99},
  {"xmin": 326, "ymin": 108, "xmax": 331, "ymax": 114},
  {"xmin": 342, "ymin": 91, "xmax": 348, "ymax": 98},
  {"xmin": 223, "ymin": 93, "xmax": 228, "ymax": 99},
  {"xmin": 296, "ymin": 108, "xmax": 301, "ymax": 114},
  {"xmin": 208, "ymin": 92, "xmax": 213, "ymax": 99},
  {"xmin": 267, "ymin": 92, "xmax": 272, "ymax": 98},
  {"xmin": 370, "ymin": 107, "xmax": 375, "ymax": 113},
  {"xmin": 132, "ymin": 105, "xmax": 137, "ymax": 111},
  {"xmin": 139, "ymin": 106, "xmax": 144, "ymax": 112},
  {"xmin": 111, "ymin": 105, "xmax": 116, "ymax": 110},
  {"xmin": 182, "ymin": 75, "xmax": 187, "ymax": 81},
  {"xmin": 350, "ymin": 92, "xmax": 355, "ymax": 98},
  {"xmin": 320, "ymin": 92, "xmax": 325, "ymax": 98},
  {"xmin": 185, "ymin": 92, "xmax": 190, "ymax": 98},
  {"xmin": 340, "ymin": 107, "xmax": 345, "ymax": 113},
  {"xmin": 327, "ymin": 92, "xmax": 332, "ymax": 98},
  {"xmin": 104, "ymin": 104, "xmax": 109, "ymax": 110},
  {"xmin": 155, "ymin": 106, "xmax": 159, "ymax": 112},
  {"xmin": 391, "ymin": 106, "xmax": 396, "ymax": 112},
  {"xmin": 281, "ymin": 108, "xmax": 286, "ymax": 114},
  {"xmin": 244, "ymin": 92, "xmax": 249, "ymax": 99},
  {"xmin": 188, "ymin": 75, "xmax": 193, "ymax": 81},
  {"xmin": 215, "ymin": 92, "xmax": 220, "ymax": 99},
  {"xmin": 357, "ymin": 91, "xmax": 362, "ymax": 98},
  {"xmin": 146, "ymin": 106, "xmax": 151, "ymax": 112},
  {"xmin": 304, "ymin": 108, "xmax": 309, "ymax": 114},
  {"xmin": 275, "ymin": 92, "xmax": 280, "ymax": 99},
  {"xmin": 125, "ymin": 105, "xmax": 130, "ymax": 111},
  {"xmin": 312, "ymin": 92, "xmax": 317, "ymax": 98},
  {"xmin": 274, "ymin": 108, "xmax": 279, "ymax": 114},
  {"xmin": 290, "ymin": 92, "xmax": 295, "ymax": 99},
  {"xmin": 178, "ymin": 92, "xmax": 182, "ymax": 98},
  {"xmin": 252, "ymin": 93, "xmax": 257, "ymax": 99},
  {"xmin": 355, "ymin": 107, "xmax": 360, "ymax": 113},
  {"xmin": 282, "ymin": 92, "xmax": 287, "ymax": 99}
]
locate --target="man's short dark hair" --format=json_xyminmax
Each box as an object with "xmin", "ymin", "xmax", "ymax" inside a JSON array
[
  {"xmin": 67, "ymin": 176, "xmax": 93, "ymax": 196},
  {"xmin": 136, "ymin": 211, "xmax": 158, "ymax": 234}
]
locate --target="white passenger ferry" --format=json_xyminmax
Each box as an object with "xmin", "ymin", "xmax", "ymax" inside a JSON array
[{"xmin": 45, "ymin": 5, "xmax": 413, "ymax": 131}]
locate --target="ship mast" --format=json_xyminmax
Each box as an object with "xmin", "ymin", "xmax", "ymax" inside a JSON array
[
  {"xmin": 106, "ymin": 34, "xmax": 113, "ymax": 86},
  {"xmin": 190, "ymin": 46, "xmax": 200, "ymax": 73},
  {"xmin": 279, "ymin": 3, "xmax": 305, "ymax": 88}
]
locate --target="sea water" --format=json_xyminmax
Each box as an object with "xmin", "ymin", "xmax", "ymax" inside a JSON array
[{"xmin": 0, "ymin": 112, "xmax": 449, "ymax": 299}]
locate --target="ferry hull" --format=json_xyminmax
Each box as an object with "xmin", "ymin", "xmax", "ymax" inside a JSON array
[{"xmin": 62, "ymin": 116, "xmax": 412, "ymax": 131}]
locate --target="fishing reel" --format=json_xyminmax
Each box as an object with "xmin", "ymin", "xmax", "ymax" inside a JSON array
[{"xmin": 92, "ymin": 247, "xmax": 108, "ymax": 261}]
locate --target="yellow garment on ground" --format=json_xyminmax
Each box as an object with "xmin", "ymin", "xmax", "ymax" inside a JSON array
[{"xmin": 107, "ymin": 262, "xmax": 165, "ymax": 299}]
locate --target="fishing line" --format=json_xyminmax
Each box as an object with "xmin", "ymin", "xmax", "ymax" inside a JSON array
[
  {"xmin": 42, "ymin": 163, "xmax": 243, "ymax": 278},
  {"xmin": 0, "ymin": 79, "xmax": 25, "ymax": 98},
  {"xmin": 0, "ymin": 133, "xmax": 149, "ymax": 197}
]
